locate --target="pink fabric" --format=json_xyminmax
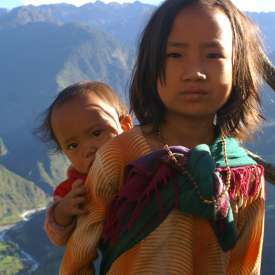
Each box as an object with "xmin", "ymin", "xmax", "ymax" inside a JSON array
[
  {"xmin": 217, "ymin": 165, "xmax": 264, "ymax": 200},
  {"xmin": 44, "ymin": 200, "xmax": 76, "ymax": 246},
  {"xmin": 44, "ymin": 167, "xmax": 86, "ymax": 246}
]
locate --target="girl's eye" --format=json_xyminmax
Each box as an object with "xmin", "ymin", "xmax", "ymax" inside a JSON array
[
  {"xmin": 166, "ymin": 52, "xmax": 182, "ymax": 58},
  {"xmin": 207, "ymin": 53, "xmax": 224, "ymax": 59},
  {"xmin": 67, "ymin": 143, "xmax": 78, "ymax": 150}
]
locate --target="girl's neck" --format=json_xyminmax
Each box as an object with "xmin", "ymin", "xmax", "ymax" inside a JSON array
[{"xmin": 159, "ymin": 115, "xmax": 215, "ymax": 149}]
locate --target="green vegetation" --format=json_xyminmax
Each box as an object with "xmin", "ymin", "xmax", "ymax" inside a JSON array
[
  {"xmin": 0, "ymin": 256, "xmax": 24, "ymax": 275},
  {"xmin": 0, "ymin": 241, "xmax": 24, "ymax": 274},
  {"xmin": 0, "ymin": 165, "xmax": 49, "ymax": 225},
  {"xmin": 0, "ymin": 242, "xmax": 9, "ymax": 252}
]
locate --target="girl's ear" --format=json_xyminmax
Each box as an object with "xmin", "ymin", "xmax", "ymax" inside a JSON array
[{"xmin": 119, "ymin": 115, "xmax": 133, "ymax": 132}]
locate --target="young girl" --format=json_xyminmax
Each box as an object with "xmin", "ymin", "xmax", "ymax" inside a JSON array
[
  {"xmin": 60, "ymin": 1, "xmax": 268, "ymax": 274},
  {"xmin": 37, "ymin": 81, "xmax": 132, "ymax": 246}
]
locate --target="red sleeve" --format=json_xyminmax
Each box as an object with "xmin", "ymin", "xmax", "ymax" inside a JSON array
[
  {"xmin": 53, "ymin": 178, "xmax": 74, "ymax": 198},
  {"xmin": 53, "ymin": 168, "xmax": 87, "ymax": 198}
]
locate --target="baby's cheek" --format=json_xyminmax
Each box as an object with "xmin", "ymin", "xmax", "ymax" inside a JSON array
[
  {"xmin": 99, "ymin": 131, "xmax": 117, "ymax": 146},
  {"xmin": 108, "ymin": 128, "xmax": 120, "ymax": 138}
]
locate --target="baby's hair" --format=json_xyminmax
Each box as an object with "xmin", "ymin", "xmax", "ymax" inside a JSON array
[
  {"xmin": 129, "ymin": 0, "xmax": 266, "ymax": 141},
  {"xmin": 35, "ymin": 81, "xmax": 128, "ymax": 151}
]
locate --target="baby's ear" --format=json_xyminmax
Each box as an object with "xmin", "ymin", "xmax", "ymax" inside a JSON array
[{"xmin": 119, "ymin": 115, "xmax": 133, "ymax": 132}]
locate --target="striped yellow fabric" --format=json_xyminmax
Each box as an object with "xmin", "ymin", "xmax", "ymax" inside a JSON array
[{"xmin": 59, "ymin": 127, "xmax": 265, "ymax": 275}]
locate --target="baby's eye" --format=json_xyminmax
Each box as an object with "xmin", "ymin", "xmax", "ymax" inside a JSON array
[
  {"xmin": 207, "ymin": 52, "xmax": 224, "ymax": 59},
  {"xmin": 67, "ymin": 143, "xmax": 78, "ymax": 150},
  {"xmin": 166, "ymin": 52, "xmax": 182, "ymax": 58},
  {"xmin": 91, "ymin": 129, "xmax": 103, "ymax": 137}
]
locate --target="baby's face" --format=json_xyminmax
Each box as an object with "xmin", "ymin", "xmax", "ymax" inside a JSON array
[{"xmin": 51, "ymin": 93, "xmax": 124, "ymax": 174}]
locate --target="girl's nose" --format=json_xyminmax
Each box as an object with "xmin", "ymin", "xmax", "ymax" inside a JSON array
[
  {"xmin": 181, "ymin": 56, "xmax": 207, "ymax": 81},
  {"xmin": 181, "ymin": 70, "xmax": 207, "ymax": 81}
]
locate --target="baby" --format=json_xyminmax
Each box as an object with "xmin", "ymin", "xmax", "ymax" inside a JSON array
[{"xmin": 36, "ymin": 81, "xmax": 132, "ymax": 245}]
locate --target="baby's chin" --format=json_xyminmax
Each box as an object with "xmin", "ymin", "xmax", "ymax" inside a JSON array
[{"xmin": 83, "ymin": 161, "xmax": 95, "ymax": 174}]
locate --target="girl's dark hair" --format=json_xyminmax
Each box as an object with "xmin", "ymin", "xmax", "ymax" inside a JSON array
[
  {"xmin": 35, "ymin": 81, "xmax": 128, "ymax": 151},
  {"xmin": 129, "ymin": 0, "xmax": 266, "ymax": 141}
]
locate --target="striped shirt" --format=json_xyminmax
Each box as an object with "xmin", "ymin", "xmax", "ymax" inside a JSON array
[{"xmin": 59, "ymin": 126, "xmax": 265, "ymax": 275}]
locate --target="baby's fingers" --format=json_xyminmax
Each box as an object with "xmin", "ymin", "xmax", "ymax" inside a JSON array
[
  {"xmin": 73, "ymin": 196, "xmax": 86, "ymax": 206},
  {"xmin": 72, "ymin": 199, "xmax": 88, "ymax": 215},
  {"xmin": 73, "ymin": 206, "xmax": 89, "ymax": 216},
  {"xmin": 70, "ymin": 185, "xmax": 87, "ymax": 198},
  {"xmin": 71, "ymin": 179, "xmax": 84, "ymax": 189}
]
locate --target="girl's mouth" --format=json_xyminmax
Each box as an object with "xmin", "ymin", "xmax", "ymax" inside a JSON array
[{"xmin": 179, "ymin": 90, "xmax": 208, "ymax": 100}]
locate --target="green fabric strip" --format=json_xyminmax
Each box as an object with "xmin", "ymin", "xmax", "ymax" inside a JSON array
[{"xmin": 210, "ymin": 136, "xmax": 255, "ymax": 167}]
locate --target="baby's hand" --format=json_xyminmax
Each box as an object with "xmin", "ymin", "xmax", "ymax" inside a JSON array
[{"xmin": 53, "ymin": 179, "xmax": 88, "ymax": 226}]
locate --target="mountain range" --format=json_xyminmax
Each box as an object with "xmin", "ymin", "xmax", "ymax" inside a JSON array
[{"xmin": 0, "ymin": 2, "xmax": 274, "ymax": 274}]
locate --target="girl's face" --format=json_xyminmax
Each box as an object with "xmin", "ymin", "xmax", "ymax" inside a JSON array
[
  {"xmin": 157, "ymin": 5, "xmax": 233, "ymax": 122},
  {"xmin": 51, "ymin": 93, "xmax": 126, "ymax": 174}
]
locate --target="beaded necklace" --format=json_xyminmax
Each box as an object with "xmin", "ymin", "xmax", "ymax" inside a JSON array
[{"xmin": 157, "ymin": 128, "xmax": 231, "ymax": 205}]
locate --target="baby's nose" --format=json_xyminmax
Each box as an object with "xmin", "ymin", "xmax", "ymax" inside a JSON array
[{"xmin": 84, "ymin": 146, "xmax": 96, "ymax": 158}]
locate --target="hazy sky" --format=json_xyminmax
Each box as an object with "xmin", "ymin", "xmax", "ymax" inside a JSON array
[{"xmin": 0, "ymin": 0, "xmax": 275, "ymax": 12}]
